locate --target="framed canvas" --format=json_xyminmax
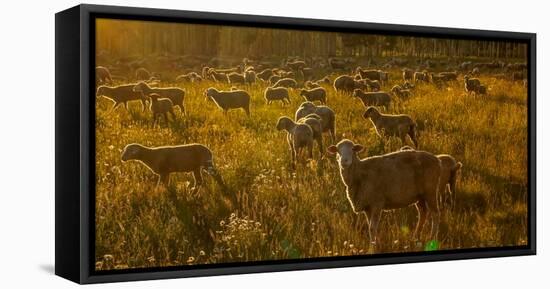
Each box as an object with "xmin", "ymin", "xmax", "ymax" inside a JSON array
[{"xmin": 55, "ymin": 4, "xmax": 536, "ymax": 284}]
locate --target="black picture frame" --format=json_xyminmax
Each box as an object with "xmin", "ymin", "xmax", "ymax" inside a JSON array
[{"xmin": 55, "ymin": 4, "xmax": 536, "ymax": 284}]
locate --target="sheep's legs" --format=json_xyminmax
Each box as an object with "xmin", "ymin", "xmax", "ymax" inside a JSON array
[
  {"xmin": 191, "ymin": 169, "xmax": 203, "ymax": 193},
  {"xmin": 425, "ymin": 197, "xmax": 440, "ymax": 240},
  {"xmin": 157, "ymin": 174, "xmax": 170, "ymax": 188},
  {"xmin": 367, "ymin": 207, "xmax": 382, "ymax": 246},
  {"xmin": 414, "ymin": 201, "xmax": 428, "ymax": 240},
  {"xmin": 307, "ymin": 143, "xmax": 314, "ymax": 160}
]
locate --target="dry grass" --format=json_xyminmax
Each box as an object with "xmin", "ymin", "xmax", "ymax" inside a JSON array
[{"xmin": 94, "ymin": 69, "xmax": 528, "ymax": 270}]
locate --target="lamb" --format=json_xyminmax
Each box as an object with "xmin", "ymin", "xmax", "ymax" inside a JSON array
[
  {"xmin": 273, "ymin": 78, "xmax": 298, "ymax": 89},
  {"xmin": 300, "ymin": 87, "xmax": 327, "ymax": 104},
  {"xmin": 296, "ymin": 114, "xmax": 324, "ymax": 155},
  {"xmin": 133, "ymin": 82, "xmax": 186, "ymax": 114},
  {"xmin": 276, "ymin": 116, "xmax": 314, "ymax": 167},
  {"xmin": 148, "ymin": 93, "xmax": 175, "ymax": 127},
  {"xmin": 437, "ymin": 154, "xmax": 462, "ymax": 208},
  {"xmin": 352, "ymin": 89, "xmax": 391, "ymax": 110},
  {"xmin": 327, "ymin": 139, "xmax": 441, "ymax": 243},
  {"xmin": 264, "ymin": 86, "xmax": 291, "ymax": 105},
  {"xmin": 121, "ymin": 143, "xmax": 225, "ymax": 192},
  {"xmin": 391, "ymin": 85, "xmax": 412, "ymax": 99},
  {"xmin": 96, "ymin": 66, "xmax": 112, "ymax": 85},
  {"xmin": 295, "ymin": 102, "xmax": 336, "ymax": 143},
  {"xmin": 228, "ymin": 72, "xmax": 246, "ymax": 85},
  {"xmin": 96, "ymin": 84, "xmax": 147, "ymax": 111},
  {"xmin": 135, "ymin": 67, "xmax": 151, "ymax": 81},
  {"xmin": 363, "ymin": 106, "xmax": 418, "ymax": 147},
  {"xmin": 205, "ymin": 87, "xmax": 251, "ymax": 116}
]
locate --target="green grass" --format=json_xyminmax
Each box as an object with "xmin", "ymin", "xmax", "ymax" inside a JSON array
[{"xmin": 94, "ymin": 70, "xmax": 528, "ymax": 270}]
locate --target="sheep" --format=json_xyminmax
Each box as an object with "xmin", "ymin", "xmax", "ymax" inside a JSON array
[
  {"xmin": 135, "ymin": 67, "xmax": 151, "ymax": 81},
  {"xmin": 286, "ymin": 60, "xmax": 307, "ymax": 71},
  {"xmin": 414, "ymin": 71, "xmax": 430, "ymax": 83},
  {"xmin": 210, "ymin": 70, "xmax": 229, "ymax": 83},
  {"xmin": 148, "ymin": 93, "xmax": 175, "ymax": 127},
  {"xmin": 391, "ymin": 85, "xmax": 412, "ymax": 99},
  {"xmin": 205, "ymin": 87, "xmax": 251, "ymax": 116},
  {"xmin": 363, "ymin": 106, "xmax": 418, "ymax": 147},
  {"xmin": 464, "ymin": 75, "xmax": 481, "ymax": 94},
  {"xmin": 402, "ymin": 68, "xmax": 414, "ymax": 82},
  {"xmin": 121, "ymin": 143, "xmax": 225, "ymax": 192},
  {"xmin": 438, "ymin": 71, "xmax": 458, "ymax": 81},
  {"xmin": 305, "ymin": 80, "xmax": 321, "ymax": 89},
  {"xmin": 264, "ymin": 86, "xmax": 290, "ymax": 105},
  {"xmin": 96, "ymin": 66, "xmax": 112, "ymax": 85},
  {"xmin": 437, "ymin": 154, "xmax": 462, "ymax": 208},
  {"xmin": 363, "ymin": 78, "xmax": 381, "ymax": 91},
  {"xmin": 228, "ymin": 72, "xmax": 246, "ymax": 85},
  {"xmin": 295, "ymin": 102, "xmax": 336, "ymax": 143},
  {"xmin": 297, "ymin": 114, "xmax": 324, "ymax": 155},
  {"xmin": 257, "ymin": 69, "xmax": 274, "ymax": 81},
  {"xmin": 402, "ymin": 81, "xmax": 415, "ymax": 90},
  {"xmin": 276, "ymin": 116, "xmax": 314, "ymax": 167},
  {"xmin": 333, "ymin": 75, "xmax": 368, "ymax": 93},
  {"xmin": 273, "ymin": 78, "xmax": 298, "ymax": 89},
  {"xmin": 175, "ymin": 72, "xmax": 201, "ymax": 83},
  {"xmin": 357, "ymin": 69, "xmax": 388, "ymax": 84},
  {"xmin": 96, "ymin": 84, "xmax": 147, "ymax": 111},
  {"xmin": 133, "ymin": 82, "xmax": 186, "ymax": 114},
  {"xmin": 352, "ymin": 89, "xmax": 391, "ymax": 110},
  {"xmin": 300, "ymin": 87, "xmax": 327, "ymax": 104},
  {"xmin": 327, "ymin": 139, "xmax": 441, "ymax": 243},
  {"xmin": 244, "ymin": 70, "xmax": 257, "ymax": 84},
  {"xmin": 269, "ymin": 75, "xmax": 282, "ymax": 85}
]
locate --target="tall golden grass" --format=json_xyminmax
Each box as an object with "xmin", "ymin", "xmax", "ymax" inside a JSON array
[{"xmin": 94, "ymin": 69, "xmax": 528, "ymax": 270}]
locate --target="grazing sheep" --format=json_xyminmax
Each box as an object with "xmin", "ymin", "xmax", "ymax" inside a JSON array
[
  {"xmin": 228, "ymin": 72, "xmax": 246, "ymax": 85},
  {"xmin": 402, "ymin": 68, "xmax": 414, "ymax": 82},
  {"xmin": 257, "ymin": 69, "xmax": 273, "ymax": 81},
  {"xmin": 175, "ymin": 72, "xmax": 201, "ymax": 83},
  {"xmin": 210, "ymin": 70, "xmax": 229, "ymax": 83},
  {"xmin": 268, "ymin": 75, "xmax": 282, "ymax": 85},
  {"xmin": 305, "ymin": 80, "xmax": 321, "ymax": 89},
  {"xmin": 273, "ymin": 78, "xmax": 298, "ymax": 89},
  {"xmin": 96, "ymin": 66, "xmax": 112, "ymax": 85},
  {"xmin": 357, "ymin": 69, "xmax": 388, "ymax": 84},
  {"xmin": 297, "ymin": 114, "xmax": 324, "ymax": 155},
  {"xmin": 264, "ymin": 86, "xmax": 291, "ymax": 105},
  {"xmin": 133, "ymin": 82, "xmax": 186, "ymax": 114},
  {"xmin": 295, "ymin": 102, "xmax": 336, "ymax": 143},
  {"xmin": 300, "ymin": 87, "xmax": 327, "ymax": 104},
  {"xmin": 276, "ymin": 116, "xmax": 314, "ymax": 167},
  {"xmin": 363, "ymin": 106, "xmax": 418, "ymax": 147},
  {"xmin": 438, "ymin": 71, "xmax": 458, "ymax": 81},
  {"xmin": 135, "ymin": 67, "xmax": 151, "ymax": 81},
  {"xmin": 205, "ymin": 87, "xmax": 251, "ymax": 116},
  {"xmin": 437, "ymin": 154, "xmax": 462, "ymax": 208},
  {"xmin": 352, "ymin": 89, "xmax": 391, "ymax": 110},
  {"xmin": 464, "ymin": 75, "xmax": 481, "ymax": 94},
  {"xmin": 148, "ymin": 93, "xmax": 175, "ymax": 127},
  {"xmin": 414, "ymin": 71, "xmax": 430, "ymax": 83},
  {"xmin": 301, "ymin": 67, "xmax": 314, "ymax": 80},
  {"xmin": 363, "ymin": 78, "xmax": 381, "ymax": 91},
  {"xmin": 121, "ymin": 143, "xmax": 225, "ymax": 192},
  {"xmin": 333, "ymin": 75, "xmax": 368, "ymax": 93},
  {"xmin": 391, "ymin": 85, "xmax": 412, "ymax": 99},
  {"xmin": 327, "ymin": 139, "xmax": 441, "ymax": 243},
  {"xmin": 96, "ymin": 84, "xmax": 147, "ymax": 111},
  {"xmin": 286, "ymin": 60, "xmax": 307, "ymax": 71},
  {"xmin": 201, "ymin": 66, "xmax": 211, "ymax": 78}
]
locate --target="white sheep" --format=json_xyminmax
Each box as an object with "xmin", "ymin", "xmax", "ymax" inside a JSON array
[
  {"xmin": 391, "ymin": 85, "xmax": 412, "ymax": 99},
  {"xmin": 300, "ymin": 87, "xmax": 327, "ymax": 104},
  {"xmin": 363, "ymin": 106, "xmax": 418, "ymax": 147},
  {"xmin": 276, "ymin": 116, "xmax": 314, "ymax": 168},
  {"xmin": 205, "ymin": 87, "xmax": 251, "ymax": 116},
  {"xmin": 273, "ymin": 78, "xmax": 298, "ymax": 89},
  {"xmin": 121, "ymin": 143, "xmax": 225, "ymax": 192},
  {"xmin": 352, "ymin": 89, "xmax": 391, "ymax": 110},
  {"xmin": 295, "ymin": 102, "xmax": 336, "ymax": 143},
  {"xmin": 133, "ymin": 82, "xmax": 186, "ymax": 114},
  {"xmin": 297, "ymin": 114, "xmax": 324, "ymax": 155},
  {"xmin": 148, "ymin": 93, "xmax": 175, "ymax": 127},
  {"xmin": 327, "ymin": 139, "xmax": 441, "ymax": 243},
  {"xmin": 264, "ymin": 86, "xmax": 291, "ymax": 105},
  {"xmin": 96, "ymin": 84, "xmax": 147, "ymax": 111}
]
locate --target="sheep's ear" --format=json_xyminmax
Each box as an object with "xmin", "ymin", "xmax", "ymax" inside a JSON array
[
  {"xmin": 327, "ymin": 145, "xmax": 338, "ymax": 154},
  {"xmin": 352, "ymin": 144, "xmax": 365, "ymax": 152}
]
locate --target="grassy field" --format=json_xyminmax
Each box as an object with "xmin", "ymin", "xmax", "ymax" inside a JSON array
[{"xmin": 94, "ymin": 69, "xmax": 528, "ymax": 270}]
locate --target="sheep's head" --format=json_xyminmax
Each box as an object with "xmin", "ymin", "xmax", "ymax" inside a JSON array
[
  {"xmin": 276, "ymin": 117, "xmax": 294, "ymax": 131},
  {"xmin": 363, "ymin": 107, "xmax": 380, "ymax": 119},
  {"xmin": 352, "ymin": 89, "xmax": 363, "ymax": 98},
  {"xmin": 327, "ymin": 139, "xmax": 364, "ymax": 168},
  {"xmin": 204, "ymin": 87, "xmax": 217, "ymax": 101},
  {"xmin": 96, "ymin": 86, "xmax": 107, "ymax": 97},
  {"xmin": 391, "ymin": 85, "xmax": 401, "ymax": 93},
  {"xmin": 121, "ymin": 143, "xmax": 145, "ymax": 162}
]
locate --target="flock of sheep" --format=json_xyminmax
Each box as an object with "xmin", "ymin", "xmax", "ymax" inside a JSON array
[{"xmin": 96, "ymin": 56, "xmax": 526, "ymax": 245}]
